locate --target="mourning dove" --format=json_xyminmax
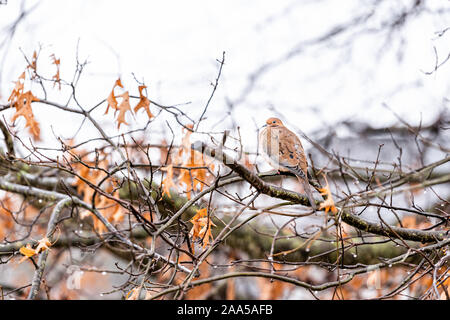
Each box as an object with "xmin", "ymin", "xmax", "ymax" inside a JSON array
[{"xmin": 259, "ymin": 117, "xmax": 316, "ymax": 210}]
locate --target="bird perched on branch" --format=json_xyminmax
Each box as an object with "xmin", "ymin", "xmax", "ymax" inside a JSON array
[{"xmin": 259, "ymin": 117, "xmax": 316, "ymax": 210}]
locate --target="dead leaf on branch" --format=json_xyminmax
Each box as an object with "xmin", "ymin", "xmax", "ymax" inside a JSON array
[
  {"xmin": 105, "ymin": 78, "xmax": 124, "ymax": 115},
  {"xmin": 115, "ymin": 91, "xmax": 132, "ymax": 129},
  {"xmin": 105, "ymin": 79, "xmax": 148, "ymax": 129},
  {"xmin": 133, "ymin": 85, "xmax": 153, "ymax": 119},
  {"xmin": 318, "ymin": 175, "xmax": 338, "ymax": 214},
  {"xmin": 8, "ymin": 71, "xmax": 25, "ymax": 103},
  {"xmin": 18, "ymin": 236, "xmax": 52, "ymax": 263},
  {"xmin": 19, "ymin": 244, "xmax": 36, "ymax": 262},
  {"xmin": 8, "ymin": 71, "xmax": 41, "ymax": 140},
  {"xmin": 189, "ymin": 208, "xmax": 216, "ymax": 249}
]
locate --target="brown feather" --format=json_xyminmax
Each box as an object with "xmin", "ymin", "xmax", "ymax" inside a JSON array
[{"xmin": 260, "ymin": 118, "xmax": 316, "ymax": 210}]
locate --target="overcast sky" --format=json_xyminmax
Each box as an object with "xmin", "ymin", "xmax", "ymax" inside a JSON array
[{"xmin": 0, "ymin": 0, "xmax": 449, "ymax": 158}]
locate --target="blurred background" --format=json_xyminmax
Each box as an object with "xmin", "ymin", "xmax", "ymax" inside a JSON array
[{"xmin": 0, "ymin": 0, "xmax": 449, "ymax": 147}]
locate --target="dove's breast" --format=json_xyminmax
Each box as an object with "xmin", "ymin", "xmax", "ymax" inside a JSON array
[{"xmin": 259, "ymin": 127, "xmax": 286, "ymax": 171}]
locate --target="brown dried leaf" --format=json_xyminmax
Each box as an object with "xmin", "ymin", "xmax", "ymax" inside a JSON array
[
  {"xmin": 133, "ymin": 85, "xmax": 153, "ymax": 119},
  {"xmin": 116, "ymin": 91, "xmax": 132, "ymax": 129},
  {"xmin": 105, "ymin": 78, "xmax": 124, "ymax": 114}
]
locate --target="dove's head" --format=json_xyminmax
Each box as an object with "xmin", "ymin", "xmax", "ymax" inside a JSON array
[{"xmin": 265, "ymin": 117, "xmax": 284, "ymax": 127}]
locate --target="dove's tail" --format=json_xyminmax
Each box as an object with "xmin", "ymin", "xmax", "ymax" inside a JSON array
[{"xmin": 296, "ymin": 176, "xmax": 316, "ymax": 211}]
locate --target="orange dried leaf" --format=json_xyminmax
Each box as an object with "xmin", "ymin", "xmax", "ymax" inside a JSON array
[
  {"xmin": 115, "ymin": 78, "xmax": 123, "ymax": 88},
  {"xmin": 189, "ymin": 208, "xmax": 215, "ymax": 248},
  {"xmin": 105, "ymin": 78, "xmax": 124, "ymax": 115},
  {"xmin": 18, "ymin": 243, "xmax": 37, "ymax": 263},
  {"xmin": 8, "ymin": 72, "xmax": 26, "ymax": 104},
  {"xmin": 19, "ymin": 236, "xmax": 52, "ymax": 263},
  {"xmin": 318, "ymin": 177, "xmax": 338, "ymax": 214},
  {"xmin": 116, "ymin": 91, "xmax": 132, "ymax": 129},
  {"xmin": 134, "ymin": 85, "xmax": 153, "ymax": 119},
  {"xmin": 318, "ymin": 197, "xmax": 338, "ymax": 214},
  {"xmin": 35, "ymin": 236, "xmax": 52, "ymax": 253},
  {"xmin": 19, "ymin": 244, "xmax": 36, "ymax": 257},
  {"xmin": 106, "ymin": 92, "xmax": 118, "ymax": 114},
  {"xmin": 11, "ymin": 90, "xmax": 41, "ymax": 140}
]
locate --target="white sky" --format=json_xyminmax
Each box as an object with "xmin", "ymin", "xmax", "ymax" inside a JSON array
[{"xmin": 0, "ymin": 0, "xmax": 449, "ymax": 158}]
